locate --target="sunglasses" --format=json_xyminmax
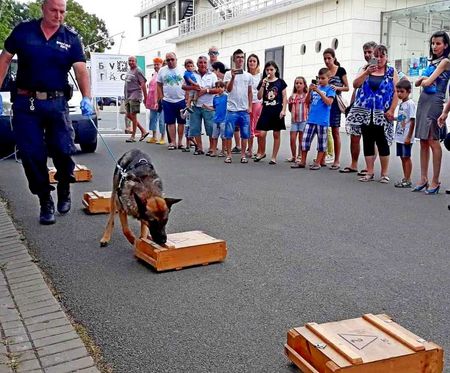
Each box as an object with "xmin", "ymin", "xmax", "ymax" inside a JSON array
[
  {"xmin": 208, "ymin": 51, "xmax": 219, "ymax": 55},
  {"xmin": 166, "ymin": 58, "xmax": 175, "ymax": 62}
]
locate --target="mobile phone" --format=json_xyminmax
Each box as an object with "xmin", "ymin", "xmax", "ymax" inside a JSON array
[
  {"xmin": 369, "ymin": 57, "xmax": 377, "ymax": 66},
  {"xmin": 234, "ymin": 69, "xmax": 243, "ymax": 74},
  {"xmin": 311, "ymin": 79, "xmax": 317, "ymax": 85}
]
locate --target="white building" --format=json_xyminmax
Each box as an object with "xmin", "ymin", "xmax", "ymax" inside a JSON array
[{"xmin": 137, "ymin": 0, "xmax": 450, "ymax": 99}]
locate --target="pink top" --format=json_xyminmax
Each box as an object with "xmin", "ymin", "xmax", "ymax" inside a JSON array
[{"xmin": 146, "ymin": 72, "xmax": 158, "ymax": 110}]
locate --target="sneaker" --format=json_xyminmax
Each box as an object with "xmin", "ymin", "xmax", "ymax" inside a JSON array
[
  {"xmin": 158, "ymin": 139, "xmax": 166, "ymax": 145},
  {"xmin": 325, "ymin": 155, "xmax": 334, "ymax": 164},
  {"xmin": 147, "ymin": 137, "xmax": 157, "ymax": 144},
  {"xmin": 39, "ymin": 194, "xmax": 55, "ymax": 225},
  {"xmin": 394, "ymin": 179, "xmax": 412, "ymax": 188},
  {"xmin": 231, "ymin": 146, "xmax": 241, "ymax": 154}
]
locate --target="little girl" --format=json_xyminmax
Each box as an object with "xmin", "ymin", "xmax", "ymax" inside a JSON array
[{"xmin": 287, "ymin": 77, "xmax": 308, "ymax": 166}]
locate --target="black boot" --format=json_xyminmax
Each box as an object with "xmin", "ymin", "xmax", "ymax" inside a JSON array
[
  {"xmin": 57, "ymin": 183, "xmax": 71, "ymax": 214},
  {"xmin": 39, "ymin": 194, "xmax": 55, "ymax": 225}
]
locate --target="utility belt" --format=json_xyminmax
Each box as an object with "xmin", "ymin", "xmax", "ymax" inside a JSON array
[{"xmin": 15, "ymin": 85, "xmax": 73, "ymax": 101}]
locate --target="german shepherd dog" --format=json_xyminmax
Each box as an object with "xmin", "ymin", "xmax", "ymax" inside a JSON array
[{"xmin": 100, "ymin": 149, "xmax": 181, "ymax": 247}]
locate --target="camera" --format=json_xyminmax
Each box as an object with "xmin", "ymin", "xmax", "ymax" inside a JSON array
[
  {"xmin": 311, "ymin": 79, "xmax": 317, "ymax": 85},
  {"xmin": 369, "ymin": 57, "xmax": 377, "ymax": 66}
]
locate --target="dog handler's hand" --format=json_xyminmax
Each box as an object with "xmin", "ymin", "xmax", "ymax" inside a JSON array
[{"xmin": 80, "ymin": 97, "xmax": 94, "ymax": 116}]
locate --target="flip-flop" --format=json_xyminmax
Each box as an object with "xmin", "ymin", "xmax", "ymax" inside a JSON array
[
  {"xmin": 309, "ymin": 164, "xmax": 321, "ymax": 170},
  {"xmin": 357, "ymin": 169, "xmax": 368, "ymax": 176},
  {"xmin": 329, "ymin": 165, "xmax": 340, "ymax": 170},
  {"xmin": 253, "ymin": 154, "xmax": 266, "ymax": 162},
  {"xmin": 240, "ymin": 157, "xmax": 248, "ymax": 163},
  {"xmin": 125, "ymin": 138, "xmax": 136, "ymax": 143},
  {"xmin": 224, "ymin": 157, "xmax": 232, "ymax": 164},
  {"xmin": 290, "ymin": 163, "xmax": 305, "ymax": 168},
  {"xmin": 339, "ymin": 167, "xmax": 358, "ymax": 173},
  {"xmin": 139, "ymin": 132, "xmax": 150, "ymax": 141},
  {"xmin": 167, "ymin": 145, "xmax": 176, "ymax": 150},
  {"xmin": 359, "ymin": 174, "xmax": 374, "ymax": 182},
  {"xmin": 269, "ymin": 160, "xmax": 277, "ymax": 165}
]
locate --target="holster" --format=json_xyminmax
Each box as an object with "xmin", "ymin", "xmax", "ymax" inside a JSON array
[{"xmin": 64, "ymin": 84, "xmax": 74, "ymax": 100}]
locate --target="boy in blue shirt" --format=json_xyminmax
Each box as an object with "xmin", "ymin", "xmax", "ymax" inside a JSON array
[
  {"xmin": 204, "ymin": 81, "xmax": 227, "ymax": 157},
  {"xmin": 299, "ymin": 68, "xmax": 336, "ymax": 169},
  {"xmin": 182, "ymin": 59, "xmax": 199, "ymax": 113}
]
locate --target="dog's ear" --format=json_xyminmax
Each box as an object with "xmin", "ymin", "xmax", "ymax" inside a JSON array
[
  {"xmin": 133, "ymin": 192, "xmax": 147, "ymax": 218},
  {"xmin": 164, "ymin": 198, "xmax": 182, "ymax": 209}
]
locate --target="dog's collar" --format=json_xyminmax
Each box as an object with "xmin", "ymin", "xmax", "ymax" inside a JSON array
[{"xmin": 116, "ymin": 159, "xmax": 153, "ymax": 207}]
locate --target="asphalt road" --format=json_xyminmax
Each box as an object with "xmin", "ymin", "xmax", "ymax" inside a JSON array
[{"xmin": 0, "ymin": 134, "xmax": 449, "ymax": 373}]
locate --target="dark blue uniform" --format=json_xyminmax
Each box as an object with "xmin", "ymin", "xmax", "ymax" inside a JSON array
[{"xmin": 4, "ymin": 19, "xmax": 86, "ymax": 196}]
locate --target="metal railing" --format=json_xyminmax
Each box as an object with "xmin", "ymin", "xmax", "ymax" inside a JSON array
[{"xmin": 178, "ymin": 0, "xmax": 299, "ymax": 37}]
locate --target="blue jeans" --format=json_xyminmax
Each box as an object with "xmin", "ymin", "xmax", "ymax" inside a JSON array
[
  {"xmin": 148, "ymin": 109, "xmax": 165, "ymax": 136},
  {"xmin": 189, "ymin": 106, "xmax": 214, "ymax": 137},
  {"xmin": 12, "ymin": 95, "xmax": 76, "ymax": 195}
]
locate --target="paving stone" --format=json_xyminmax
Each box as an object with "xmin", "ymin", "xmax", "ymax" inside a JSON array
[
  {"xmin": 15, "ymin": 357, "xmax": 41, "ymax": 372},
  {"xmin": 33, "ymin": 332, "xmax": 78, "ymax": 349},
  {"xmin": 8, "ymin": 342, "xmax": 33, "ymax": 353},
  {"xmin": 0, "ymin": 364, "xmax": 13, "ymax": 373},
  {"xmin": 3, "ymin": 326, "xmax": 27, "ymax": 338},
  {"xmin": 0, "ymin": 238, "xmax": 21, "ymax": 248},
  {"xmin": 0, "ymin": 248, "xmax": 25, "ymax": 258},
  {"xmin": 30, "ymin": 325, "xmax": 74, "ymax": 341},
  {"xmin": 24, "ymin": 312, "xmax": 66, "ymax": 326},
  {"xmin": 0, "ymin": 311, "xmax": 21, "ymax": 322},
  {"xmin": 1, "ymin": 320, "xmax": 23, "ymax": 330},
  {"xmin": 4, "ymin": 261, "xmax": 34, "ymax": 271},
  {"xmin": 76, "ymin": 368, "xmax": 100, "ymax": 373},
  {"xmin": 18, "ymin": 299, "xmax": 58, "ymax": 313},
  {"xmin": 12, "ymin": 284, "xmax": 49, "ymax": 296},
  {"xmin": 14, "ymin": 350, "xmax": 38, "ymax": 363},
  {"xmin": 0, "ymin": 297, "xmax": 13, "ymax": 304},
  {"xmin": 26, "ymin": 318, "xmax": 69, "ymax": 333},
  {"xmin": 37, "ymin": 339, "xmax": 84, "ymax": 358},
  {"xmin": 8, "ymin": 275, "xmax": 43, "ymax": 286},
  {"xmin": 21, "ymin": 305, "xmax": 61, "ymax": 319},
  {"xmin": 15, "ymin": 291, "xmax": 54, "ymax": 306},
  {"xmin": 6, "ymin": 334, "xmax": 30, "ymax": 345},
  {"xmin": 10, "ymin": 280, "xmax": 44, "ymax": 291},
  {"xmin": 43, "ymin": 356, "xmax": 94, "ymax": 373},
  {"xmin": 6, "ymin": 267, "xmax": 39, "ymax": 278},
  {"xmin": 39, "ymin": 347, "xmax": 88, "ymax": 368}
]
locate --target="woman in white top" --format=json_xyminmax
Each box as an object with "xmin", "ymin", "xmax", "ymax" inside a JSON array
[{"xmin": 246, "ymin": 54, "xmax": 263, "ymax": 158}]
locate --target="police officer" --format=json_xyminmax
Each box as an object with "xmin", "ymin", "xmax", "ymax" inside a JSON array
[{"xmin": 0, "ymin": 0, "xmax": 94, "ymax": 225}]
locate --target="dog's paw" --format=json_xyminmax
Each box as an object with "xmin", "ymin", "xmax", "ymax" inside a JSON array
[{"xmin": 100, "ymin": 241, "xmax": 109, "ymax": 247}]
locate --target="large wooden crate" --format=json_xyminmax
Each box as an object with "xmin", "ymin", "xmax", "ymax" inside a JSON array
[
  {"xmin": 48, "ymin": 164, "xmax": 92, "ymax": 184},
  {"xmin": 134, "ymin": 230, "xmax": 227, "ymax": 271},
  {"xmin": 82, "ymin": 191, "xmax": 111, "ymax": 214},
  {"xmin": 284, "ymin": 313, "xmax": 443, "ymax": 373}
]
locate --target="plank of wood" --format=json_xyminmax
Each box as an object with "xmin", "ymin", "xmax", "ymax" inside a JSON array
[
  {"xmin": 284, "ymin": 344, "xmax": 320, "ymax": 373},
  {"xmin": 362, "ymin": 314, "xmax": 425, "ymax": 352},
  {"xmin": 306, "ymin": 323, "xmax": 363, "ymax": 365}
]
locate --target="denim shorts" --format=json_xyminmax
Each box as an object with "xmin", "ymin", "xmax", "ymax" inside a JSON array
[
  {"xmin": 224, "ymin": 110, "xmax": 250, "ymax": 139},
  {"xmin": 396, "ymin": 143, "xmax": 412, "ymax": 157},
  {"xmin": 212, "ymin": 122, "xmax": 226, "ymax": 139},
  {"xmin": 290, "ymin": 121, "xmax": 306, "ymax": 132},
  {"xmin": 189, "ymin": 106, "xmax": 214, "ymax": 137}
]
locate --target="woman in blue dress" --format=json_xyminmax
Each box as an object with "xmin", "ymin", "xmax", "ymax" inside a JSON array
[{"xmin": 414, "ymin": 31, "xmax": 450, "ymax": 194}]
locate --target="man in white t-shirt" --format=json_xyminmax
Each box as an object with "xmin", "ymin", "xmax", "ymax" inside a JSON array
[
  {"xmin": 157, "ymin": 52, "xmax": 186, "ymax": 149},
  {"xmin": 183, "ymin": 55, "xmax": 218, "ymax": 155},
  {"xmin": 223, "ymin": 49, "xmax": 253, "ymax": 163}
]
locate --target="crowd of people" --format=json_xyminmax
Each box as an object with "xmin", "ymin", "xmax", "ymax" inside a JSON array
[{"xmin": 124, "ymin": 36, "xmax": 450, "ymax": 195}]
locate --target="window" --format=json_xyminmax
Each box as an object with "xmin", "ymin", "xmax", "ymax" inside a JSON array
[
  {"xmin": 168, "ymin": 2, "xmax": 176, "ymax": 26},
  {"xmin": 265, "ymin": 46, "xmax": 284, "ymax": 78},
  {"xmin": 179, "ymin": 0, "xmax": 192, "ymax": 20},
  {"xmin": 331, "ymin": 38, "xmax": 339, "ymax": 50},
  {"xmin": 159, "ymin": 6, "xmax": 167, "ymax": 30},
  {"xmin": 150, "ymin": 11, "xmax": 158, "ymax": 33},
  {"xmin": 141, "ymin": 15, "xmax": 149, "ymax": 37},
  {"xmin": 300, "ymin": 44, "xmax": 306, "ymax": 55},
  {"xmin": 315, "ymin": 41, "xmax": 322, "ymax": 53}
]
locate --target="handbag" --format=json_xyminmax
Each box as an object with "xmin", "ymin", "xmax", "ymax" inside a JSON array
[{"xmin": 336, "ymin": 93, "xmax": 348, "ymax": 114}]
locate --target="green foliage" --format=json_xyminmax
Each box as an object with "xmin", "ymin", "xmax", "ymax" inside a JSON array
[{"xmin": 0, "ymin": 0, "xmax": 113, "ymax": 53}]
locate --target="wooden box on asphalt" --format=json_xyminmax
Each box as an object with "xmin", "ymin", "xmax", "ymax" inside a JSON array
[
  {"xmin": 284, "ymin": 313, "xmax": 443, "ymax": 373},
  {"xmin": 82, "ymin": 191, "xmax": 111, "ymax": 214},
  {"xmin": 134, "ymin": 230, "xmax": 227, "ymax": 271},
  {"xmin": 48, "ymin": 164, "xmax": 92, "ymax": 183}
]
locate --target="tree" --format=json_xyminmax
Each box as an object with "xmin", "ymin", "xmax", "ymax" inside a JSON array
[{"xmin": 1, "ymin": 0, "xmax": 113, "ymax": 53}]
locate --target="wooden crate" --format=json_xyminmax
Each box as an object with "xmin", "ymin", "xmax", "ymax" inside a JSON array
[
  {"xmin": 134, "ymin": 230, "xmax": 227, "ymax": 271},
  {"xmin": 48, "ymin": 164, "xmax": 92, "ymax": 184},
  {"xmin": 82, "ymin": 191, "xmax": 112, "ymax": 214},
  {"xmin": 284, "ymin": 313, "xmax": 443, "ymax": 373}
]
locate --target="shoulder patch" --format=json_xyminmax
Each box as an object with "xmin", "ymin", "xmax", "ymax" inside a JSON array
[{"xmin": 64, "ymin": 24, "xmax": 79, "ymax": 36}]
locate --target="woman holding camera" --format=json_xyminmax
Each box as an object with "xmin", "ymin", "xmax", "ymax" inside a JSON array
[{"xmin": 346, "ymin": 44, "xmax": 398, "ymax": 183}]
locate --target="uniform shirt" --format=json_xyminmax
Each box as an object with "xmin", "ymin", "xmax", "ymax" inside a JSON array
[
  {"xmin": 307, "ymin": 85, "xmax": 336, "ymax": 126},
  {"xmin": 192, "ymin": 71, "xmax": 217, "ymax": 107},
  {"xmin": 124, "ymin": 67, "xmax": 146, "ymax": 101},
  {"xmin": 223, "ymin": 71, "xmax": 252, "ymax": 111},
  {"xmin": 4, "ymin": 19, "xmax": 85, "ymax": 91},
  {"xmin": 157, "ymin": 66, "xmax": 185, "ymax": 103},
  {"xmin": 395, "ymin": 99, "xmax": 416, "ymax": 144},
  {"xmin": 213, "ymin": 93, "xmax": 227, "ymax": 123}
]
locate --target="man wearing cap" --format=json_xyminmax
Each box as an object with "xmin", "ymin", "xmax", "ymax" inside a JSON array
[
  {"xmin": 0, "ymin": 0, "xmax": 93, "ymax": 225},
  {"xmin": 146, "ymin": 57, "xmax": 165, "ymax": 144}
]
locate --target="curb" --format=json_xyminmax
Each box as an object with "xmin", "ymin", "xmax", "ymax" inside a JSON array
[{"xmin": 0, "ymin": 201, "xmax": 100, "ymax": 373}]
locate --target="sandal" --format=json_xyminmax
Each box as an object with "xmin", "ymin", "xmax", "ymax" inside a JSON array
[
  {"xmin": 210, "ymin": 153, "xmax": 217, "ymax": 157},
  {"xmin": 329, "ymin": 165, "xmax": 340, "ymax": 170},
  {"xmin": 218, "ymin": 152, "xmax": 226, "ymax": 158},
  {"xmin": 177, "ymin": 145, "xmax": 186, "ymax": 150},
  {"xmin": 193, "ymin": 150, "xmax": 205, "ymax": 155},
  {"xmin": 182, "ymin": 147, "xmax": 191, "ymax": 152},
  {"xmin": 240, "ymin": 157, "xmax": 248, "ymax": 163},
  {"xmin": 269, "ymin": 160, "xmax": 277, "ymax": 165},
  {"xmin": 379, "ymin": 175, "xmax": 390, "ymax": 184},
  {"xmin": 339, "ymin": 167, "xmax": 358, "ymax": 173},
  {"xmin": 139, "ymin": 132, "xmax": 150, "ymax": 141},
  {"xmin": 224, "ymin": 157, "xmax": 232, "ymax": 163},
  {"xmin": 309, "ymin": 164, "xmax": 321, "ymax": 170},
  {"xmin": 291, "ymin": 163, "xmax": 305, "ymax": 169},
  {"xmin": 286, "ymin": 157, "xmax": 295, "ymax": 162},
  {"xmin": 168, "ymin": 144, "xmax": 176, "ymax": 150},
  {"xmin": 357, "ymin": 169, "xmax": 368, "ymax": 176},
  {"xmin": 253, "ymin": 154, "xmax": 266, "ymax": 162},
  {"xmin": 359, "ymin": 174, "xmax": 374, "ymax": 182},
  {"xmin": 394, "ymin": 179, "xmax": 412, "ymax": 188},
  {"xmin": 125, "ymin": 137, "xmax": 136, "ymax": 143}
]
